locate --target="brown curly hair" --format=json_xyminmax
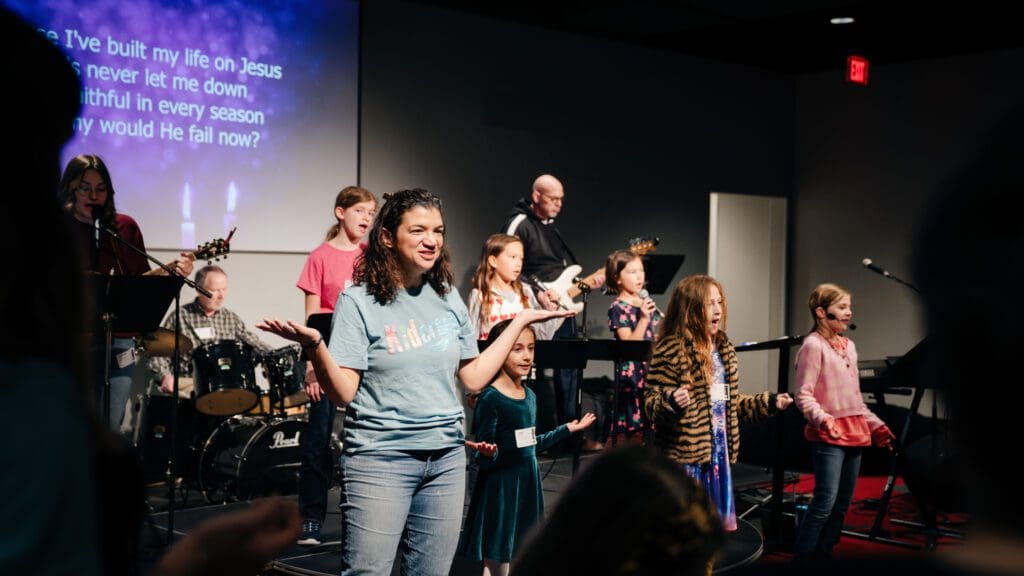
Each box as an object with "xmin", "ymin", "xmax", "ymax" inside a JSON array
[{"xmin": 354, "ymin": 188, "xmax": 453, "ymax": 305}]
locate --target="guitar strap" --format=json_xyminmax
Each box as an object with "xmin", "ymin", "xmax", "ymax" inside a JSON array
[{"xmin": 550, "ymin": 222, "xmax": 578, "ymax": 267}]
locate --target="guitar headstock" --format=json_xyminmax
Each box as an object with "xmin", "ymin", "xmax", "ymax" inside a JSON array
[
  {"xmin": 194, "ymin": 227, "xmax": 236, "ymax": 263},
  {"xmin": 628, "ymin": 236, "xmax": 660, "ymax": 255}
]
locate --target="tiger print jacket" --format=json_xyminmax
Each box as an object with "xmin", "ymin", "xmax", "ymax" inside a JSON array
[{"xmin": 643, "ymin": 332, "xmax": 776, "ymax": 466}]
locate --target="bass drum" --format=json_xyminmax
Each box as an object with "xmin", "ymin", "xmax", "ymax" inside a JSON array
[{"xmin": 198, "ymin": 416, "xmax": 307, "ymax": 503}]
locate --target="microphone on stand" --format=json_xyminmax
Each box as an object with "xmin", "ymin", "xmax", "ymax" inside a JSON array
[
  {"xmin": 91, "ymin": 205, "xmax": 103, "ymax": 250},
  {"xmin": 826, "ymin": 312, "xmax": 857, "ymax": 331},
  {"xmin": 861, "ymin": 258, "xmax": 890, "ymax": 277},
  {"xmin": 528, "ymin": 275, "xmax": 568, "ymax": 311}
]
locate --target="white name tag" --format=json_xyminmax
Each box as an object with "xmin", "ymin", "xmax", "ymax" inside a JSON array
[
  {"xmin": 710, "ymin": 382, "xmax": 728, "ymax": 402},
  {"xmin": 514, "ymin": 426, "xmax": 537, "ymax": 448},
  {"xmin": 194, "ymin": 326, "xmax": 214, "ymax": 340},
  {"xmin": 116, "ymin": 347, "xmax": 137, "ymax": 368}
]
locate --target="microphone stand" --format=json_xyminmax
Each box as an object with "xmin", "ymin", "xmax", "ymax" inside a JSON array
[
  {"xmin": 864, "ymin": 262, "xmax": 922, "ymax": 295},
  {"xmin": 858, "ymin": 261, "xmax": 945, "ymax": 549},
  {"xmin": 570, "ymin": 279, "xmax": 592, "ymax": 475},
  {"xmin": 95, "ymin": 222, "xmax": 211, "ymax": 547}
]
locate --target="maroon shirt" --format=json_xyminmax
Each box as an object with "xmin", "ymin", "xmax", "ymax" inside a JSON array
[{"xmin": 75, "ymin": 213, "xmax": 151, "ymax": 276}]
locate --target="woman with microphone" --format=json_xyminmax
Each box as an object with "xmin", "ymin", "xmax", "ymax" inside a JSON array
[{"xmin": 792, "ymin": 283, "xmax": 895, "ymax": 564}]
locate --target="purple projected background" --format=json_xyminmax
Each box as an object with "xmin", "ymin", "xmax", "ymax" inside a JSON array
[{"xmin": 7, "ymin": 0, "xmax": 359, "ymax": 252}]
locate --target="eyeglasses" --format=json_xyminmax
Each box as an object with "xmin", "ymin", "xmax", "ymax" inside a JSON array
[{"xmin": 76, "ymin": 181, "xmax": 108, "ymax": 196}]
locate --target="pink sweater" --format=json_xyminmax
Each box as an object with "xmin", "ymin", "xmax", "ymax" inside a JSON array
[{"xmin": 795, "ymin": 332, "xmax": 885, "ymax": 436}]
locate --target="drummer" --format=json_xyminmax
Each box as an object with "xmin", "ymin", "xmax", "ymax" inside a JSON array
[{"xmin": 150, "ymin": 265, "xmax": 279, "ymax": 394}]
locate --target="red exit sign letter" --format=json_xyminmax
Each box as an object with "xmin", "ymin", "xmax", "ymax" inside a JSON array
[{"xmin": 847, "ymin": 55, "xmax": 869, "ymax": 85}]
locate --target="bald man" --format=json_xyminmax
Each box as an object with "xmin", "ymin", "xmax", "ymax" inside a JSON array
[
  {"xmin": 505, "ymin": 175, "xmax": 573, "ymax": 284},
  {"xmin": 503, "ymin": 175, "xmax": 603, "ymax": 439}
]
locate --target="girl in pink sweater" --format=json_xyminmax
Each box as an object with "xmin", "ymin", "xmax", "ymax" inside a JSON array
[{"xmin": 792, "ymin": 283, "xmax": 895, "ymax": 562}]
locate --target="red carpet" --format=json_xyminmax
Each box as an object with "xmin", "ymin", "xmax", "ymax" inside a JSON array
[{"xmin": 754, "ymin": 473, "xmax": 966, "ymax": 565}]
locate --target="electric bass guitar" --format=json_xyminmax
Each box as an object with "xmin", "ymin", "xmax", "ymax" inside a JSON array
[{"xmin": 528, "ymin": 237, "xmax": 658, "ymax": 313}]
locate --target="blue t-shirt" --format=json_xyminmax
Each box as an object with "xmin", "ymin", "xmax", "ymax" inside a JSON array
[{"xmin": 329, "ymin": 283, "xmax": 480, "ymax": 453}]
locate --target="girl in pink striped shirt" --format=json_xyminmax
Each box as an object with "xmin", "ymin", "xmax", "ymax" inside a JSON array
[{"xmin": 792, "ymin": 283, "xmax": 895, "ymax": 562}]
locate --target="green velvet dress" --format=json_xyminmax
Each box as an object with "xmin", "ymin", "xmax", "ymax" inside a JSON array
[{"xmin": 458, "ymin": 385, "xmax": 571, "ymax": 563}]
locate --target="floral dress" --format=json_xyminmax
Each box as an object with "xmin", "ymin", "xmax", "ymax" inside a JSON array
[
  {"xmin": 682, "ymin": 350, "xmax": 737, "ymax": 531},
  {"xmin": 608, "ymin": 299, "xmax": 661, "ymax": 443}
]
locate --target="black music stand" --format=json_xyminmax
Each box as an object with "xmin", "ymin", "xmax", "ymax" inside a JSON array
[
  {"xmin": 534, "ymin": 339, "xmax": 588, "ymax": 473},
  {"xmin": 640, "ymin": 253, "xmax": 685, "ymax": 295},
  {"xmin": 590, "ymin": 339, "xmax": 654, "ymax": 448},
  {"xmin": 87, "ymin": 275, "xmax": 183, "ymax": 425},
  {"xmin": 734, "ymin": 335, "xmax": 804, "ymax": 549},
  {"xmin": 534, "ymin": 339, "xmax": 652, "ymax": 474},
  {"xmin": 306, "ymin": 313, "xmax": 333, "ymax": 348}
]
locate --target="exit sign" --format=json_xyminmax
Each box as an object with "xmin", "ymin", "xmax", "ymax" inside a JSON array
[{"xmin": 847, "ymin": 55, "xmax": 869, "ymax": 85}]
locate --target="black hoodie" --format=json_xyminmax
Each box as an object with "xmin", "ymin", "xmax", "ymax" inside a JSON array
[{"xmin": 502, "ymin": 197, "xmax": 578, "ymax": 282}]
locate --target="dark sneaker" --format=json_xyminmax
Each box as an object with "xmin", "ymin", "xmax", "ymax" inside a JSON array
[{"xmin": 297, "ymin": 519, "xmax": 322, "ymax": 546}]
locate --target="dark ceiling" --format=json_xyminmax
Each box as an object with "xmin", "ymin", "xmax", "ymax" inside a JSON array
[{"xmin": 409, "ymin": 1, "xmax": 1019, "ymax": 73}]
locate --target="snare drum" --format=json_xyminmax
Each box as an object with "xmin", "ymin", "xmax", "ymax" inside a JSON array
[
  {"xmin": 192, "ymin": 340, "xmax": 259, "ymax": 416},
  {"xmin": 198, "ymin": 416, "xmax": 307, "ymax": 503},
  {"xmin": 261, "ymin": 346, "xmax": 309, "ymax": 408}
]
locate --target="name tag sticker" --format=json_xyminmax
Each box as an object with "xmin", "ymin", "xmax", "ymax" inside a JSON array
[
  {"xmin": 514, "ymin": 426, "xmax": 537, "ymax": 448},
  {"xmin": 194, "ymin": 326, "xmax": 214, "ymax": 340},
  {"xmin": 116, "ymin": 348, "xmax": 137, "ymax": 368},
  {"xmin": 711, "ymin": 382, "xmax": 728, "ymax": 402}
]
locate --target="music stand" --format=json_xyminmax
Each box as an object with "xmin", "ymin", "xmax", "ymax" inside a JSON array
[
  {"xmin": 641, "ymin": 253, "xmax": 685, "ymax": 295},
  {"xmin": 734, "ymin": 335, "xmax": 805, "ymax": 549},
  {"xmin": 533, "ymin": 339, "xmax": 652, "ymax": 473},
  {"xmin": 87, "ymin": 275, "xmax": 183, "ymax": 425},
  {"xmin": 306, "ymin": 313, "xmax": 334, "ymax": 348},
  {"xmin": 589, "ymin": 340, "xmax": 654, "ymax": 448}
]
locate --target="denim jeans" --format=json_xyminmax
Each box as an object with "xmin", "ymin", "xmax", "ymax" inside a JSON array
[
  {"xmin": 339, "ymin": 447, "xmax": 465, "ymax": 576},
  {"xmin": 793, "ymin": 443, "xmax": 863, "ymax": 556},
  {"xmin": 93, "ymin": 336, "xmax": 134, "ymax": 431},
  {"xmin": 299, "ymin": 394, "xmax": 336, "ymax": 522}
]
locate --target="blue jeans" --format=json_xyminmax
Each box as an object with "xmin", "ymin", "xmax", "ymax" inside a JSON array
[
  {"xmin": 93, "ymin": 337, "xmax": 134, "ymax": 431},
  {"xmin": 793, "ymin": 443, "xmax": 862, "ymax": 556},
  {"xmin": 299, "ymin": 395, "xmax": 336, "ymax": 522},
  {"xmin": 339, "ymin": 447, "xmax": 465, "ymax": 576}
]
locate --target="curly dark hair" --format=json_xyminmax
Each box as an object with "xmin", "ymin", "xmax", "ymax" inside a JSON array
[
  {"xmin": 57, "ymin": 154, "xmax": 118, "ymax": 225},
  {"xmin": 354, "ymin": 188, "xmax": 454, "ymax": 305}
]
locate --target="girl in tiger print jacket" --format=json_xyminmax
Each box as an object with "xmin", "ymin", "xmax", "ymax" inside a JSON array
[{"xmin": 643, "ymin": 275, "xmax": 792, "ymax": 532}]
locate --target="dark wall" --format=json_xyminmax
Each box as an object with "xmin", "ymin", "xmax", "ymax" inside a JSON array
[
  {"xmin": 360, "ymin": 0, "xmax": 795, "ymax": 336},
  {"xmin": 791, "ymin": 48, "xmax": 1024, "ymax": 360}
]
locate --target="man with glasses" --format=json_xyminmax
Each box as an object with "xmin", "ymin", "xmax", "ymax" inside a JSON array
[{"xmin": 503, "ymin": 174, "xmax": 604, "ymax": 439}]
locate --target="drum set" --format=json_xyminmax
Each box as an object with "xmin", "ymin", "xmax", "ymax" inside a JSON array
[{"xmin": 133, "ymin": 331, "xmax": 340, "ymax": 503}]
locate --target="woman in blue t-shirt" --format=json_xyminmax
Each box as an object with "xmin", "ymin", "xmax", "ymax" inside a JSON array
[{"xmin": 260, "ymin": 188, "xmax": 570, "ymax": 576}]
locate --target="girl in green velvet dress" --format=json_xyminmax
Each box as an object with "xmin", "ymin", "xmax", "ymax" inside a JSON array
[{"xmin": 458, "ymin": 320, "xmax": 595, "ymax": 576}]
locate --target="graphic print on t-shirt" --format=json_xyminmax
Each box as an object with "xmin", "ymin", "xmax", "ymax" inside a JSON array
[{"xmin": 383, "ymin": 314, "xmax": 460, "ymax": 355}]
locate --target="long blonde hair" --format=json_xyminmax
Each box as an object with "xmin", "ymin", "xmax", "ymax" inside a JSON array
[
  {"xmin": 658, "ymin": 275, "xmax": 728, "ymax": 385},
  {"xmin": 471, "ymin": 234, "xmax": 530, "ymax": 326}
]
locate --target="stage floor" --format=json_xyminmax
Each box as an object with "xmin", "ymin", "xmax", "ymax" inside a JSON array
[{"xmin": 145, "ymin": 452, "xmax": 778, "ymax": 574}]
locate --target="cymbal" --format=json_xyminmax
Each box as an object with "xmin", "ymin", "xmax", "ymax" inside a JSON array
[{"xmin": 136, "ymin": 328, "xmax": 193, "ymax": 357}]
